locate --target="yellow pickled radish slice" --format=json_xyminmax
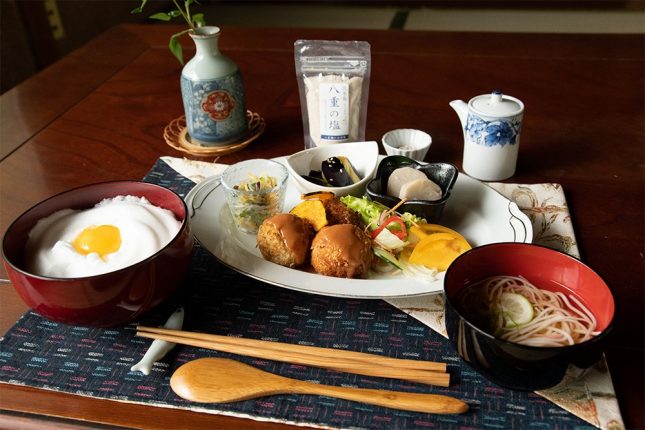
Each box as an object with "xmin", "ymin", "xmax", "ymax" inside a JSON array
[
  {"xmin": 408, "ymin": 230, "xmax": 471, "ymax": 271},
  {"xmin": 410, "ymin": 223, "xmax": 465, "ymax": 240}
]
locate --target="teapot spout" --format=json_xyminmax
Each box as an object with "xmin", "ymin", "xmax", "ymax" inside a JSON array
[{"xmin": 449, "ymin": 100, "xmax": 469, "ymax": 127}]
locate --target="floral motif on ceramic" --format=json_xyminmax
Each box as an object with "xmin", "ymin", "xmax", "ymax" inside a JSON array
[
  {"xmin": 465, "ymin": 114, "xmax": 523, "ymax": 147},
  {"xmin": 181, "ymin": 70, "xmax": 247, "ymax": 144},
  {"xmin": 202, "ymin": 90, "xmax": 235, "ymax": 120}
]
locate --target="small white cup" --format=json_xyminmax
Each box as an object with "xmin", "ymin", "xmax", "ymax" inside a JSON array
[{"xmin": 382, "ymin": 129, "xmax": 432, "ymax": 161}]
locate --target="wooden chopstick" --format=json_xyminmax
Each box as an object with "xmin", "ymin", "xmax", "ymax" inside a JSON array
[
  {"xmin": 136, "ymin": 326, "xmax": 450, "ymax": 387},
  {"xmin": 137, "ymin": 325, "xmax": 445, "ymax": 371},
  {"xmin": 137, "ymin": 331, "xmax": 449, "ymax": 386}
]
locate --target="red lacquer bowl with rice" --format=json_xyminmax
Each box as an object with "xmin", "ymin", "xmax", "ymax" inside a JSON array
[
  {"xmin": 443, "ymin": 242, "xmax": 615, "ymax": 391},
  {"xmin": 1, "ymin": 181, "xmax": 194, "ymax": 327}
]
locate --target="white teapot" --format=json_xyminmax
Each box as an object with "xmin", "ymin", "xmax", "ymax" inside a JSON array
[{"xmin": 450, "ymin": 91, "xmax": 524, "ymax": 181}]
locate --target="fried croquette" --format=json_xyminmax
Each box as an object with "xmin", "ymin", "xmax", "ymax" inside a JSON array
[
  {"xmin": 323, "ymin": 198, "xmax": 362, "ymax": 227},
  {"xmin": 310, "ymin": 224, "xmax": 373, "ymax": 278},
  {"xmin": 256, "ymin": 213, "xmax": 314, "ymax": 268}
]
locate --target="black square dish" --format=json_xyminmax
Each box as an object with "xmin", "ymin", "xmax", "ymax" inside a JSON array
[{"xmin": 365, "ymin": 155, "xmax": 458, "ymax": 222}]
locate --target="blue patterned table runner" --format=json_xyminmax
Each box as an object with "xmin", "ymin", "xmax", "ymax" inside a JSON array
[{"xmin": 0, "ymin": 159, "xmax": 595, "ymax": 429}]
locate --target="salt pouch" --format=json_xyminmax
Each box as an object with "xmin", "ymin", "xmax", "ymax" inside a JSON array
[{"xmin": 294, "ymin": 40, "xmax": 371, "ymax": 149}]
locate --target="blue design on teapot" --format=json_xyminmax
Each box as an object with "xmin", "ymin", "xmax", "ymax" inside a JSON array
[{"xmin": 465, "ymin": 116, "xmax": 522, "ymax": 147}]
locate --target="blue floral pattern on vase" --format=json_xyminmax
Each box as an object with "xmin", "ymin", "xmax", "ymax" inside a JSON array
[{"xmin": 465, "ymin": 114, "xmax": 522, "ymax": 147}]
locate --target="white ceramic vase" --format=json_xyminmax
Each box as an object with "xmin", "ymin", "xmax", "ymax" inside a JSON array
[{"xmin": 180, "ymin": 26, "xmax": 248, "ymax": 146}]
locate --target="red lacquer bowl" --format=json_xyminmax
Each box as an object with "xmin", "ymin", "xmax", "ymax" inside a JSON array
[
  {"xmin": 1, "ymin": 181, "xmax": 194, "ymax": 327},
  {"xmin": 444, "ymin": 242, "xmax": 615, "ymax": 391}
]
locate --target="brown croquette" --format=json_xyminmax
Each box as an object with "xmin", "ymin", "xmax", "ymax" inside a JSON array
[
  {"xmin": 256, "ymin": 213, "xmax": 314, "ymax": 268},
  {"xmin": 323, "ymin": 198, "xmax": 362, "ymax": 227},
  {"xmin": 310, "ymin": 224, "xmax": 373, "ymax": 279}
]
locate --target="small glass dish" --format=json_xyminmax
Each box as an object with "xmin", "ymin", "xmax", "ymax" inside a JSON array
[
  {"xmin": 221, "ymin": 159, "xmax": 288, "ymax": 234},
  {"xmin": 365, "ymin": 155, "xmax": 458, "ymax": 222}
]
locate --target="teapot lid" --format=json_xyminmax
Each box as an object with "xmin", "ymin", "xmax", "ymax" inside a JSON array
[{"xmin": 470, "ymin": 91, "xmax": 524, "ymax": 117}]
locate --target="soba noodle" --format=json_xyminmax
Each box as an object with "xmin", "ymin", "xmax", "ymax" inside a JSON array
[{"xmin": 457, "ymin": 275, "xmax": 599, "ymax": 347}]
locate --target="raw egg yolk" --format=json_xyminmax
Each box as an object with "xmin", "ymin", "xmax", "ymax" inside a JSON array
[{"xmin": 72, "ymin": 225, "xmax": 121, "ymax": 258}]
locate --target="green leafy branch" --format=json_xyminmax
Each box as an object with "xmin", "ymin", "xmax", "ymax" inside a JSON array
[{"xmin": 132, "ymin": 0, "xmax": 206, "ymax": 65}]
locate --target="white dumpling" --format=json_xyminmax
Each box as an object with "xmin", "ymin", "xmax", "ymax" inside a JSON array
[
  {"xmin": 387, "ymin": 167, "xmax": 427, "ymax": 197},
  {"xmin": 398, "ymin": 178, "xmax": 443, "ymax": 201}
]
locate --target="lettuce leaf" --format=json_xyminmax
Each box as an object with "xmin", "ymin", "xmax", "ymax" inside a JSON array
[
  {"xmin": 340, "ymin": 196, "xmax": 426, "ymax": 230},
  {"xmin": 340, "ymin": 196, "xmax": 387, "ymax": 229}
]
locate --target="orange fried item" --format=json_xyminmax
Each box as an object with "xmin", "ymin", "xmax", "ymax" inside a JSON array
[{"xmin": 290, "ymin": 200, "xmax": 328, "ymax": 231}]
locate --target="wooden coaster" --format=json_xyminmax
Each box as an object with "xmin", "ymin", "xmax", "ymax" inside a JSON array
[{"xmin": 164, "ymin": 111, "xmax": 265, "ymax": 157}]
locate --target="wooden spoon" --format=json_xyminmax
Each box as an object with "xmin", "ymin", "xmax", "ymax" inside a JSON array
[{"xmin": 170, "ymin": 358, "xmax": 468, "ymax": 415}]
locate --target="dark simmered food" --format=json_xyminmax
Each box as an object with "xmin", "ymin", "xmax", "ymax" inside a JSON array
[
  {"xmin": 321, "ymin": 156, "xmax": 360, "ymax": 187},
  {"xmin": 310, "ymin": 224, "xmax": 373, "ymax": 279},
  {"xmin": 257, "ymin": 214, "xmax": 314, "ymax": 268},
  {"xmin": 302, "ymin": 156, "xmax": 361, "ymax": 187},
  {"xmin": 323, "ymin": 198, "xmax": 362, "ymax": 227}
]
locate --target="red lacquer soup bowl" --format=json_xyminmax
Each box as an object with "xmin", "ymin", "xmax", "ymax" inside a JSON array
[
  {"xmin": 443, "ymin": 242, "xmax": 615, "ymax": 391},
  {"xmin": 2, "ymin": 181, "xmax": 194, "ymax": 327}
]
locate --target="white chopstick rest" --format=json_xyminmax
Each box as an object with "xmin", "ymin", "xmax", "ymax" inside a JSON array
[{"xmin": 131, "ymin": 307, "xmax": 185, "ymax": 375}]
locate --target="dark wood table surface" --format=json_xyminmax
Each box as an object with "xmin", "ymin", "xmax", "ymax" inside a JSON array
[{"xmin": 0, "ymin": 24, "xmax": 642, "ymax": 429}]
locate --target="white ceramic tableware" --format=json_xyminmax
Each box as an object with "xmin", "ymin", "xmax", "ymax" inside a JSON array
[
  {"xmin": 450, "ymin": 91, "xmax": 524, "ymax": 181},
  {"xmin": 181, "ymin": 26, "xmax": 248, "ymax": 145},
  {"xmin": 184, "ymin": 156, "xmax": 533, "ymax": 299},
  {"xmin": 131, "ymin": 307, "xmax": 185, "ymax": 376},
  {"xmin": 381, "ymin": 129, "xmax": 432, "ymax": 161},
  {"xmin": 285, "ymin": 141, "xmax": 379, "ymax": 197}
]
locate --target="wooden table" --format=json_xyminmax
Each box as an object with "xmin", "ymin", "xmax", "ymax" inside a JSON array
[{"xmin": 0, "ymin": 24, "xmax": 642, "ymax": 429}]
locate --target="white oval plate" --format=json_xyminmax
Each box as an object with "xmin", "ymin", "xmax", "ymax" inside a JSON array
[{"xmin": 185, "ymin": 157, "xmax": 532, "ymax": 299}]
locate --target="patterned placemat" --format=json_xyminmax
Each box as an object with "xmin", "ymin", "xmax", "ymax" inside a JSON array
[{"xmin": 0, "ymin": 158, "xmax": 619, "ymax": 429}]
